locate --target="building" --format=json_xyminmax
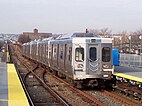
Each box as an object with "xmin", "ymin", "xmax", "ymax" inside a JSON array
[{"xmin": 18, "ymin": 29, "xmax": 52, "ymax": 43}]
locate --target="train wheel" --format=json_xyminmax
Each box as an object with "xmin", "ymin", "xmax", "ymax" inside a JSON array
[
  {"xmin": 58, "ymin": 72, "xmax": 66, "ymax": 79},
  {"xmin": 105, "ymin": 81, "xmax": 113, "ymax": 90},
  {"xmin": 76, "ymin": 81, "xmax": 83, "ymax": 89},
  {"xmin": 70, "ymin": 81, "xmax": 77, "ymax": 87},
  {"xmin": 52, "ymin": 70, "xmax": 58, "ymax": 76}
]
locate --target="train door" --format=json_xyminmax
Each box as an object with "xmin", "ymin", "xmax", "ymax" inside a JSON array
[
  {"xmin": 35, "ymin": 44, "xmax": 37, "ymax": 60},
  {"xmin": 59, "ymin": 44, "xmax": 64, "ymax": 71},
  {"xmin": 52, "ymin": 44, "xmax": 58, "ymax": 67},
  {"xmin": 87, "ymin": 44, "xmax": 100, "ymax": 74},
  {"xmin": 38, "ymin": 44, "xmax": 40, "ymax": 62},
  {"xmin": 44, "ymin": 44, "xmax": 46, "ymax": 64},
  {"xmin": 48, "ymin": 41, "xmax": 52, "ymax": 67},
  {"xmin": 64, "ymin": 44, "xmax": 67, "ymax": 71},
  {"xmin": 33, "ymin": 44, "xmax": 35, "ymax": 59},
  {"xmin": 51, "ymin": 44, "xmax": 53, "ymax": 65},
  {"xmin": 41, "ymin": 44, "xmax": 43, "ymax": 63},
  {"xmin": 45, "ymin": 43, "xmax": 48, "ymax": 65},
  {"xmin": 57, "ymin": 44, "xmax": 59, "ymax": 67},
  {"xmin": 41, "ymin": 44, "xmax": 43, "ymax": 62},
  {"xmin": 43, "ymin": 44, "xmax": 45, "ymax": 63},
  {"xmin": 65, "ymin": 46, "xmax": 72, "ymax": 74}
]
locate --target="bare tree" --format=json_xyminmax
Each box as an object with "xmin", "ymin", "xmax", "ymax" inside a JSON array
[
  {"xmin": 88, "ymin": 27, "xmax": 112, "ymax": 36},
  {"xmin": 130, "ymin": 29, "xmax": 142, "ymax": 51},
  {"xmin": 130, "ymin": 29, "xmax": 142, "ymax": 43},
  {"xmin": 119, "ymin": 31, "xmax": 129, "ymax": 42},
  {"xmin": 18, "ymin": 35, "xmax": 31, "ymax": 44},
  {"xmin": 136, "ymin": 28, "xmax": 142, "ymax": 35},
  {"xmin": 88, "ymin": 29, "xmax": 100, "ymax": 35},
  {"xmin": 100, "ymin": 27, "xmax": 112, "ymax": 36}
]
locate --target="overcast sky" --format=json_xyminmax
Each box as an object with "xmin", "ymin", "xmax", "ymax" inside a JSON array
[{"xmin": 0, "ymin": 0, "xmax": 142, "ymax": 34}]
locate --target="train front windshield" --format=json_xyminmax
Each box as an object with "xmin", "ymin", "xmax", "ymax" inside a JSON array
[
  {"xmin": 89, "ymin": 47, "xmax": 97, "ymax": 61},
  {"xmin": 75, "ymin": 48, "xmax": 84, "ymax": 62},
  {"xmin": 102, "ymin": 47, "xmax": 111, "ymax": 62}
]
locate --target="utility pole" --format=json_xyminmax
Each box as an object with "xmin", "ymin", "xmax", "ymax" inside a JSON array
[
  {"xmin": 128, "ymin": 36, "xmax": 131, "ymax": 53},
  {"xmin": 139, "ymin": 35, "xmax": 142, "ymax": 55}
]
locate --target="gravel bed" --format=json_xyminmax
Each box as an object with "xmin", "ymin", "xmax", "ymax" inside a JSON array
[
  {"xmin": 85, "ymin": 90, "xmax": 129, "ymax": 106},
  {"xmin": 45, "ymin": 74, "xmax": 95, "ymax": 106},
  {"xmin": 24, "ymin": 73, "xmax": 62, "ymax": 106},
  {"xmin": 13, "ymin": 57, "xmax": 62, "ymax": 106}
]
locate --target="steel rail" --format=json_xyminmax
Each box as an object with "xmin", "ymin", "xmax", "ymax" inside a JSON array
[
  {"xmin": 12, "ymin": 44, "xmax": 105, "ymax": 106},
  {"xmin": 11, "ymin": 57, "xmax": 34, "ymax": 106},
  {"xmin": 16, "ymin": 56, "xmax": 70, "ymax": 106},
  {"xmin": 50, "ymin": 73, "xmax": 105, "ymax": 106},
  {"xmin": 101, "ymin": 90, "xmax": 139, "ymax": 106}
]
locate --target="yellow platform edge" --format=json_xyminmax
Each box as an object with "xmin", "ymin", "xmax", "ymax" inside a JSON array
[
  {"xmin": 114, "ymin": 72, "xmax": 142, "ymax": 83},
  {"xmin": 8, "ymin": 64, "xmax": 29, "ymax": 106}
]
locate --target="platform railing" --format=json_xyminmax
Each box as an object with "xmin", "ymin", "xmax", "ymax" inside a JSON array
[{"xmin": 119, "ymin": 53, "xmax": 142, "ymax": 68}]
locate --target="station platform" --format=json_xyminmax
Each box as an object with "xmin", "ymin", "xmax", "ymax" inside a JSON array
[
  {"xmin": 0, "ymin": 63, "xmax": 29, "ymax": 106},
  {"xmin": 114, "ymin": 66, "xmax": 142, "ymax": 83}
]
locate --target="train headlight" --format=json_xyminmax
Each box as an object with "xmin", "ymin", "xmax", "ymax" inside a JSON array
[
  {"xmin": 103, "ymin": 64, "xmax": 109, "ymax": 68},
  {"xmin": 77, "ymin": 64, "xmax": 84, "ymax": 68}
]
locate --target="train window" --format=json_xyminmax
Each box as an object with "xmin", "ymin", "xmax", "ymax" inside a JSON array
[
  {"xmin": 89, "ymin": 47, "xmax": 97, "ymax": 61},
  {"xmin": 54, "ymin": 47, "xmax": 56, "ymax": 53},
  {"xmin": 68, "ymin": 47, "xmax": 72, "ymax": 61},
  {"xmin": 54, "ymin": 47, "xmax": 57, "ymax": 58},
  {"xmin": 60, "ymin": 47, "xmax": 63, "ymax": 59},
  {"xmin": 51, "ymin": 44, "xmax": 53, "ymax": 60},
  {"xmin": 75, "ymin": 48, "xmax": 84, "ymax": 62},
  {"xmin": 46, "ymin": 45, "xmax": 48, "ymax": 56},
  {"xmin": 102, "ymin": 47, "xmax": 111, "ymax": 62}
]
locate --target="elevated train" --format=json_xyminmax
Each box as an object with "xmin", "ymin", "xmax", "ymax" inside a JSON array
[{"xmin": 23, "ymin": 33, "xmax": 114, "ymax": 88}]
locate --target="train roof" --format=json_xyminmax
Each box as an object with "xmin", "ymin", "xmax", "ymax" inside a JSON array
[
  {"xmin": 72, "ymin": 37, "xmax": 112, "ymax": 43},
  {"xmin": 23, "ymin": 33, "xmax": 112, "ymax": 45},
  {"xmin": 71, "ymin": 33, "xmax": 98, "ymax": 37},
  {"xmin": 50, "ymin": 37, "xmax": 112, "ymax": 44}
]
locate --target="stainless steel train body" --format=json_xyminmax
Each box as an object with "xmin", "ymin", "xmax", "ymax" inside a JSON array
[{"xmin": 23, "ymin": 36, "xmax": 113, "ymax": 87}]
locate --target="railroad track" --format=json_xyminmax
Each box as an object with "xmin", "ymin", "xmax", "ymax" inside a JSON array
[
  {"xmin": 10, "ymin": 45, "xmax": 68, "ymax": 106},
  {"xmin": 84, "ymin": 90, "xmax": 140, "ymax": 106},
  {"xmin": 10, "ymin": 44, "xmax": 141, "ymax": 106},
  {"xmin": 18, "ymin": 59, "xmax": 105, "ymax": 105},
  {"xmin": 11, "ymin": 44, "xmax": 106, "ymax": 106},
  {"xmin": 44, "ymin": 71, "xmax": 105, "ymax": 106},
  {"xmin": 114, "ymin": 81, "xmax": 142, "ymax": 104}
]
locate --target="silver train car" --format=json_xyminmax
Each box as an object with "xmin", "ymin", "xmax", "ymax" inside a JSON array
[{"xmin": 23, "ymin": 34, "xmax": 114, "ymax": 88}]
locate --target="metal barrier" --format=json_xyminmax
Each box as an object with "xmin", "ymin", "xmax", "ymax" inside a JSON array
[{"xmin": 119, "ymin": 53, "xmax": 142, "ymax": 68}]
